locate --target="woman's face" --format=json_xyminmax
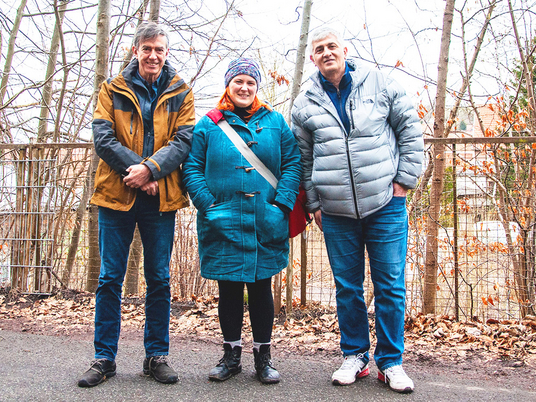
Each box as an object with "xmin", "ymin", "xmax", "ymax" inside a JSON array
[{"xmin": 228, "ymin": 74, "xmax": 257, "ymax": 108}]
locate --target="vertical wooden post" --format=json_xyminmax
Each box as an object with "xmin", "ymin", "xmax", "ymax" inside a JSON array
[
  {"xmin": 300, "ymin": 230, "xmax": 307, "ymax": 307},
  {"xmin": 273, "ymin": 272, "xmax": 282, "ymax": 316},
  {"xmin": 125, "ymin": 226, "xmax": 142, "ymax": 295},
  {"xmin": 452, "ymin": 144, "xmax": 460, "ymax": 320},
  {"xmin": 11, "ymin": 149, "xmax": 26, "ymax": 290},
  {"xmin": 23, "ymin": 149, "xmax": 34, "ymax": 292},
  {"xmin": 286, "ymin": 238, "xmax": 293, "ymax": 316}
]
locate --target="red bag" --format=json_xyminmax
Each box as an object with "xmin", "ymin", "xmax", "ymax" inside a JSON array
[{"xmin": 289, "ymin": 186, "xmax": 311, "ymax": 238}]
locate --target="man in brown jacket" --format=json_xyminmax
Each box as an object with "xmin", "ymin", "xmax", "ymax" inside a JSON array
[{"xmin": 78, "ymin": 22, "xmax": 195, "ymax": 388}]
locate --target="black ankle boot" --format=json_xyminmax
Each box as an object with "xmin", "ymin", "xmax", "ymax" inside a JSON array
[
  {"xmin": 254, "ymin": 344, "xmax": 280, "ymax": 384},
  {"xmin": 208, "ymin": 343, "xmax": 242, "ymax": 381}
]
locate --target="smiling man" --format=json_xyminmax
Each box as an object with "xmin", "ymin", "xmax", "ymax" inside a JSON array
[
  {"xmin": 78, "ymin": 22, "xmax": 195, "ymax": 387},
  {"xmin": 291, "ymin": 27, "xmax": 423, "ymax": 394}
]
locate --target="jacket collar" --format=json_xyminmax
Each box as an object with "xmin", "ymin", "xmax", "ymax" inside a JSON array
[
  {"xmin": 113, "ymin": 59, "xmax": 184, "ymax": 96},
  {"xmin": 307, "ymin": 58, "xmax": 369, "ymax": 100},
  {"xmin": 319, "ymin": 62, "xmax": 352, "ymax": 94}
]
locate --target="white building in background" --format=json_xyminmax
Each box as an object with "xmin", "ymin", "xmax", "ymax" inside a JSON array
[{"xmin": 475, "ymin": 220, "xmax": 520, "ymax": 245}]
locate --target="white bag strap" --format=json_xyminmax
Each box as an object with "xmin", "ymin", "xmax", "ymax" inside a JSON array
[{"xmin": 218, "ymin": 119, "xmax": 278, "ymax": 189}]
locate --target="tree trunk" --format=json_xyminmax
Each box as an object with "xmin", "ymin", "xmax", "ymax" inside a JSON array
[
  {"xmin": 284, "ymin": 0, "xmax": 313, "ymax": 315},
  {"xmin": 422, "ymin": 0, "xmax": 455, "ymax": 315},
  {"xmin": 274, "ymin": 273, "xmax": 282, "ymax": 316},
  {"xmin": 120, "ymin": 0, "xmax": 150, "ymax": 72},
  {"xmin": 286, "ymin": 241, "xmax": 293, "ymax": 316},
  {"xmin": 123, "ymin": 0, "xmax": 157, "ymax": 293},
  {"xmin": 25, "ymin": 2, "xmax": 70, "ymax": 292},
  {"xmin": 0, "ymin": 0, "xmax": 28, "ymax": 105},
  {"xmin": 86, "ymin": 156, "xmax": 101, "ymax": 293},
  {"xmin": 288, "ymin": 0, "xmax": 313, "ymax": 120},
  {"xmin": 0, "ymin": 0, "xmax": 28, "ymax": 143},
  {"xmin": 36, "ymin": 0, "xmax": 67, "ymax": 142},
  {"xmin": 507, "ymin": 0, "xmax": 536, "ymax": 317},
  {"xmin": 62, "ymin": 168, "xmax": 91, "ymax": 287},
  {"xmin": 300, "ymin": 231, "xmax": 307, "ymax": 307},
  {"xmin": 86, "ymin": 0, "xmax": 111, "ymax": 292},
  {"xmin": 125, "ymin": 227, "xmax": 142, "ymax": 295},
  {"xmin": 149, "ymin": 0, "xmax": 160, "ymax": 22},
  {"xmin": 51, "ymin": 0, "xmax": 71, "ymax": 143},
  {"xmin": 11, "ymin": 149, "xmax": 27, "ymax": 290},
  {"xmin": 421, "ymin": 1, "xmax": 496, "ymax": 316}
]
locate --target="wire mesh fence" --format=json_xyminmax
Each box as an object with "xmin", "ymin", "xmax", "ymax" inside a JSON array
[
  {"xmin": 1, "ymin": 137, "xmax": 535, "ymax": 321},
  {"xmin": 0, "ymin": 145, "xmax": 92, "ymax": 293},
  {"xmin": 406, "ymin": 137, "xmax": 536, "ymax": 321}
]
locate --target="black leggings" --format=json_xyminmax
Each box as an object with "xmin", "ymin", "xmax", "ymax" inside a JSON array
[{"xmin": 217, "ymin": 278, "xmax": 274, "ymax": 344}]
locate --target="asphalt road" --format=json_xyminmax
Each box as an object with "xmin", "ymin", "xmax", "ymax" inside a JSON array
[{"xmin": 1, "ymin": 329, "xmax": 535, "ymax": 402}]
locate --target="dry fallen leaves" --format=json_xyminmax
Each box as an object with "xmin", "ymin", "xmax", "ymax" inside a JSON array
[{"xmin": 1, "ymin": 289, "xmax": 535, "ymax": 365}]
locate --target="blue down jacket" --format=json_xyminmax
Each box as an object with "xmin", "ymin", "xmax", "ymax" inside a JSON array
[
  {"xmin": 182, "ymin": 107, "xmax": 301, "ymax": 282},
  {"xmin": 291, "ymin": 59, "xmax": 424, "ymax": 219}
]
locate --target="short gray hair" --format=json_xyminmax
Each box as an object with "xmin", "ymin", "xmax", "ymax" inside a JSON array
[
  {"xmin": 133, "ymin": 21, "xmax": 169, "ymax": 48},
  {"xmin": 308, "ymin": 27, "xmax": 344, "ymax": 56}
]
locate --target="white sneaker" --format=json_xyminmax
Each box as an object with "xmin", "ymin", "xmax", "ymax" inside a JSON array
[
  {"xmin": 331, "ymin": 355, "xmax": 369, "ymax": 385},
  {"xmin": 378, "ymin": 365, "xmax": 414, "ymax": 393}
]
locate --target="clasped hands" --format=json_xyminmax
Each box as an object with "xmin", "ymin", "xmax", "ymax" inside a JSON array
[{"xmin": 123, "ymin": 164, "xmax": 159, "ymax": 196}]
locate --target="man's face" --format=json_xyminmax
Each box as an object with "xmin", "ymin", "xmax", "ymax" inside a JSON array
[
  {"xmin": 133, "ymin": 35, "xmax": 169, "ymax": 83},
  {"xmin": 310, "ymin": 34, "xmax": 348, "ymax": 80}
]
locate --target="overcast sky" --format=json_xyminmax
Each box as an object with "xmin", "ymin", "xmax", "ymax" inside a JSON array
[
  {"xmin": 231, "ymin": 0, "xmax": 445, "ymax": 99},
  {"xmin": 221, "ymin": 0, "xmax": 526, "ymax": 111},
  {"xmin": 1, "ymin": 0, "xmax": 530, "ymax": 140}
]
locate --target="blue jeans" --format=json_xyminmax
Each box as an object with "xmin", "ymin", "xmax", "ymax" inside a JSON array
[
  {"xmin": 94, "ymin": 191, "xmax": 176, "ymax": 361},
  {"xmin": 322, "ymin": 196, "xmax": 408, "ymax": 371}
]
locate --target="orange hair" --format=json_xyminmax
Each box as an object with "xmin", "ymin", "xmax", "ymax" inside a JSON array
[{"xmin": 216, "ymin": 87, "xmax": 271, "ymax": 120}]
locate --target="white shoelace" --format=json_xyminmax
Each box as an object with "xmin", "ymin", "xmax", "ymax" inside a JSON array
[
  {"xmin": 340, "ymin": 353, "xmax": 365, "ymax": 370},
  {"xmin": 383, "ymin": 365, "xmax": 407, "ymax": 382}
]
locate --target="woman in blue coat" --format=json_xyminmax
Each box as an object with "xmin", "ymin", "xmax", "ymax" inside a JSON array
[{"xmin": 183, "ymin": 58, "xmax": 301, "ymax": 384}]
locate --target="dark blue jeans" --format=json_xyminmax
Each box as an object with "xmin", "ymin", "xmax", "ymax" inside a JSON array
[
  {"xmin": 322, "ymin": 196, "xmax": 408, "ymax": 371},
  {"xmin": 94, "ymin": 192, "xmax": 176, "ymax": 361}
]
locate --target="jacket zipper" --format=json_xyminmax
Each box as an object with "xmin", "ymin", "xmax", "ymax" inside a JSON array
[
  {"xmin": 349, "ymin": 100, "xmax": 356, "ymax": 131},
  {"xmin": 337, "ymin": 90, "xmax": 348, "ymax": 137},
  {"xmin": 307, "ymin": 86, "xmax": 360, "ymax": 218},
  {"xmin": 342, "ymin": 93, "xmax": 359, "ymax": 218},
  {"xmin": 344, "ymin": 136, "xmax": 360, "ymax": 219}
]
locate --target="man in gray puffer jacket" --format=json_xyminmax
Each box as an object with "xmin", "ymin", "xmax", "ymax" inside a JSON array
[{"xmin": 291, "ymin": 27, "xmax": 423, "ymax": 394}]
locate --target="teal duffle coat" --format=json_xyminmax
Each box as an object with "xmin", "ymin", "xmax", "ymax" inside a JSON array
[{"xmin": 182, "ymin": 106, "xmax": 301, "ymax": 282}]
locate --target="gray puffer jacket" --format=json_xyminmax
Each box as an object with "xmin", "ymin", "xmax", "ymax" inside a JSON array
[{"xmin": 291, "ymin": 59, "xmax": 424, "ymax": 219}]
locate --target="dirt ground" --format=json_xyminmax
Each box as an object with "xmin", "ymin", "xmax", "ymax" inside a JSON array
[{"xmin": 1, "ymin": 287, "xmax": 535, "ymax": 392}]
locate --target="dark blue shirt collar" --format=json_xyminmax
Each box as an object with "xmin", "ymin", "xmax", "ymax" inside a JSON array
[
  {"xmin": 132, "ymin": 68, "xmax": 168, "ymax": 158},
  {"xmin": 134, "ymin": 70, "xmax": 165, "ymax": 101},
  {"xmin": 319, "ymin": 62, "xmax": 352, "ymax": 93},
  {"xmin": 318, "ymin": 62, "xmax": 353, "ymax": 133}
]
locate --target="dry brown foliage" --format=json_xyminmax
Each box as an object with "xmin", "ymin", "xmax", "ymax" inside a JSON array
[{"xmin": 1, "ymin": 288, "xmax": 535, "ymax": 367}]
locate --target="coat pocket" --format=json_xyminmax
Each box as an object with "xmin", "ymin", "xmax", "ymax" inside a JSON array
[
  {"xmin": 198, "ymin": 201, "xmax": 237, "ymax": 243},
  {"xmin": 257, "ymin": 202, "xmax": 288, "ymax": 244}
]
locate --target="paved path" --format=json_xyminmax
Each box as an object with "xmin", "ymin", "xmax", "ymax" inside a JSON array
[{"xmin": 1, "ymin": 329, "xmax": 535, "ymax": 402}]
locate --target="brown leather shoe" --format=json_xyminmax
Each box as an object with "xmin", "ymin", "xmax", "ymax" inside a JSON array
[
  {"xmin": 78, "ymin": 359, "xmax": 116, "ymax": 388},
  {"xmin": 143, "ymin": 355, "xmax": 179, "ymax": 384}
]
